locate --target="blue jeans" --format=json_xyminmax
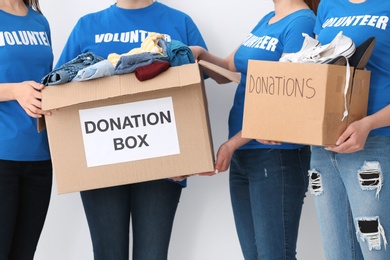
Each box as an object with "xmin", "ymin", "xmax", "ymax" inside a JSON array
[
  {"xmin": 41, "ymin": 52, "xmax": 103, "ymax": 86},
  {"xmin": 72, "ymin": 60, "xmax": 115, "ymax": 82},
  {"xmin": 115, "ymin": 51, "xmax": 169, "ymax": 75},
  {"xmin": 80, "ymin": 179, "xmax": 182, "ymax": 260},
  {"xmin": 229, "ymin": 146, "xmax": 310, "ymax": 260},
  {"xmin": 310, "ymin": 136, "xmax": 390, "ymax": 260},
  {"xmin": 0, "ymin": 160, "xmax": 52, "ymax": 260}
]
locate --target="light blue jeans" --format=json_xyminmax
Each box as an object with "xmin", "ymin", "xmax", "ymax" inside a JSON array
[
  {"xmin": 72, "ymin": 60, "xmax": 115, "ymax": 82},
  {"xmin": 230, "ymin": 146, "xmax": 311, "ymax": 260},
  {"xmin": 310, "ymin": 136, "xmax": 390, "ymax": 260}
]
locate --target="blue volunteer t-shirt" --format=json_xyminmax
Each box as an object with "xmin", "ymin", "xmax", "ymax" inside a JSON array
[
  {"xmin": 315, "ymin": 0, "xmax": 390, "ymax": 137},
  {"xmin": 231, "ymin": 9, "xmax": 316, "ymax": 150},
  {"xmin": 56, "ymin": 2, "xmax": 207, "ymax": 66},
  {"xmin": 0, "ymin": 7, "xmax": 53, "ymax": 161}
]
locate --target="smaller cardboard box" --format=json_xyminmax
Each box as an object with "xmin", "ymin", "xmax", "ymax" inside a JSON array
[
  {"xmin": 41, "ymin": 63, "xmax": 214, "ymax": 194},
  {"xmin": 242, "ymin": 60, "xmax": 370, "ymax": 146}
]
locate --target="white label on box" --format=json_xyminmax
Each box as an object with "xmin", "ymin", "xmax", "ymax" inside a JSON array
[{"xmin": 79, "ymin": 97, "xmax": 180, "ymax": 167}]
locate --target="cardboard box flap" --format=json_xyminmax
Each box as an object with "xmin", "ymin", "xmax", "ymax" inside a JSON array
[
  {"xmin": 42, "ymin": 63, "xmax": 201, "ymax": 110},
  {"xmin": 198, "ymin": 60, "xmax": 241, "ymax": 83}
]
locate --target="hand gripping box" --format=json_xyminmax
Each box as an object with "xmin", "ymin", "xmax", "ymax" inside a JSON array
[
  {"xmin": 242, "ymin": 60, "xmax": 370, "ymax": 146},
  {"xmin": 40, "ymin": 63, "xmax": 214, "ymax": 194}
]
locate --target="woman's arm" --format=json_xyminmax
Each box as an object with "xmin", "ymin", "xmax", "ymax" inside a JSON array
[
  {"xmin": 190, "ymin": 46, "xmax": 238, "ymax": 84},
  {"xmin": 214, "ymin": 130, "xmax": 251, "ymax": 173}
]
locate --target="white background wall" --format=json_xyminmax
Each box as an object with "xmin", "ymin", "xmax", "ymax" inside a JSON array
[{"xmin": 36, "ymin": 1, "xmax": 326, "ymax": 259}]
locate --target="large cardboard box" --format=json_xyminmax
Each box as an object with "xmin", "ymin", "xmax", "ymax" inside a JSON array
[
  {"xmin": 242, "ymin": 60, "xmax": 370, "ymax": 146},
  {"xmin": 41, "ymin": 63, "xmax": 214, "ymax": 194}
]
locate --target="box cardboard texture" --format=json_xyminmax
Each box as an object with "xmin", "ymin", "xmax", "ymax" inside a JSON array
[
  {"xmin": 41, "ymin": 63, "xmax": 214, "ymax": 194},
  {"xmin": 242, "ymin": 60, "xmax": 370, "ymax": 146}
]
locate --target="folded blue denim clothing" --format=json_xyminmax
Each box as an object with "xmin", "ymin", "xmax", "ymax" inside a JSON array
[
  {"xmin": 41, "ymin": 52, "xmax": 104, "ymax": 86},
  {"xmin": 114, "ymin": 52, "xmax": 169, "ymax": 75},
  {"xmin": 72, "ymin": 60, "xmax": 115, "ymax": 82},
  {"xmin": 167, "ymin": 40, "xmax": 195, "ymax": 67}
]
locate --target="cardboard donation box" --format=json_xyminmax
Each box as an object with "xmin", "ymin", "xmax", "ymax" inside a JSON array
[
  {"xmin": 41, "ymin": 63, "xmax": 214, "ymax": 194},
  {"xmin": 242, "ymin": 60, "xmax": 370, "ymax": 146}
]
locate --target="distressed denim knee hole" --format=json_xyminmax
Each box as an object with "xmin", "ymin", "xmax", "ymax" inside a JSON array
[
  {"xmin": 356, "ymin": 217, "xmax": 388, "ymax": 251},
  {"xmin": 358, "ymin": 161, "xmax": 383, "ymax": 198},
  {"xmin": 309, "ymin": 169, "xmax": 323, "ymax": 196}
]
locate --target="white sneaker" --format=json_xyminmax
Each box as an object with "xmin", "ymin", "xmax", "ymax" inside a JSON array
[
  {"xmin": 279, "ymin": 33, "xmax": 321, "ymax": 63},
  {"xmin": 300, "ymin": 31, "xmax": 356, "ymax": 64}
]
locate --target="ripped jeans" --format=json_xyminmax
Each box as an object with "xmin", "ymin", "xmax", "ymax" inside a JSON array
[{"xmin": 310, "ymin": 135, "xmax": 390, "ymax": 260}]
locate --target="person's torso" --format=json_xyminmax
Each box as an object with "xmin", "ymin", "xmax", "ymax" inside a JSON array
[
  {"xmin": 56, "ymin": 3, "xmax": 207, "ymax": 64},
  {"xmin": 55, "ymin": 2, "xmax": 207, "ymax": 187},
  {"xmin": 0, "ymin": 7, "xmax": 53, "ymax": 161},
  {"xmin": 315, "ymin": 0, "xmax": 390, "ymax": 136},
  {"xmin": 231, "ymin": 9, "xmax": 316, "ymax": 150}
]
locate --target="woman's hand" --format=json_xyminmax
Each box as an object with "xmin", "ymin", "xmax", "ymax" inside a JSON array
[
  {"xmin": 213, "ymin": 131, "xmax": 252, "ymax": 173},
  {"xmin": 197, "ymin": 171, "xmax": 216, "ymax": 177},
  {"xmin": 13, "ymin": 81, "xmax": 51, "ymax": 118},
  {"xmin": 256, "ymin": 139, "xmax": 282, "ymax": 145},
  {"xmin": 169, "ymin": 174, "xmax": 194, "ymax": 182},
  {"xmin": 214, "ymin": 141, "xmax": 235, "ymax": 174},
  {"xmin": 325, "ymin": 118, "xmax": 371, "ymax": 153}
]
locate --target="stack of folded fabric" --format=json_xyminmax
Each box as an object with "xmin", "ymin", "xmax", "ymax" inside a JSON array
[{"xmin": 42, "ymin": 32, "xmax": 196, "ymax": 86}]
